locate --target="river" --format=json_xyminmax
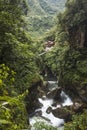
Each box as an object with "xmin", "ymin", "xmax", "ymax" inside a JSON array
[{"xmin": 29, "ymin": 80, "xmax": 73, "ymax": 130}]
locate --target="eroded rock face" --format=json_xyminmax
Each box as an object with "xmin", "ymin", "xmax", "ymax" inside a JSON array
[
  {"xmin": 25, "ymin": 80, "xmax": 49, "ymax": 114},
  {"xmin": 25, "ymin": 80, "xmax": 52, "ymax": 114}
]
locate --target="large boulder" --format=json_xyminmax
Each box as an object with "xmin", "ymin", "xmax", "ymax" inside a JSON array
[
  {"xmin": 70, "ymin": 102, "xmax": 87, "ymax": 113},
  {"xmin": 51, "ymin": 102, "xmax": 87, "ymax": 122}
]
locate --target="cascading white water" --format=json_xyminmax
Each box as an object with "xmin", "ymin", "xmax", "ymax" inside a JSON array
[
  {"xmin": 38, "ymin": 97, "xmax": 64, "ymax": 127},
  {"xmin": 47, "ymin": 81, "xmax": 58, "ymax": 90},
  {"xmin": 29, "ymin": 81, "xmax": 73, "ymax": 129},
  {"xmin": 61, "ymin": 91, "xmax": 73, "ymax": 106}
]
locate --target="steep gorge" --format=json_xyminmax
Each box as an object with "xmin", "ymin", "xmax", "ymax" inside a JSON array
[
  {"xmin": 31, "ymin": 0, "xmax": 87, "ymax": 129},
  {"xmin": 0, "ymin": 0, "xmax": 87, "ymax": 130}
]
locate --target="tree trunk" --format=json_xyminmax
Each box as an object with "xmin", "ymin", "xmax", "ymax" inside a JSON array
[{"xmin": 80, "ymin": 31, "xmax": 85, "ymax": 48}]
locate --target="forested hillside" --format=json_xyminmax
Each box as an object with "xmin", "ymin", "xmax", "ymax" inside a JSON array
[
  {"xmin": 25, "ymin": 0, "xmax": 66, "ymax": 38},
  {"xmin": 0, "ymin": 0, "xmax": 87, "ymax": 130},
  {"xmin": 27, "ymin": 0, "xmax": 66, "ymax": 15},
  {"xmin": 0, "ymin": 0, "xmax": 40, "ymax": 129}
]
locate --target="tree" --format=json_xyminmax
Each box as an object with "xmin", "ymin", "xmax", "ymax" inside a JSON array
[
  {"xmin": 61, "ymin": 0, "xmax": 87, "ymax": 47},
  {"xmin": 0, "ymin": 0, "xmax": 39, "ymax": 92}
]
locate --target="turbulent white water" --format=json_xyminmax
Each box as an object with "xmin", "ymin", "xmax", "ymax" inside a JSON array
[
  {"xmin": 47, "ymin": 81, "xmax": 58, "ymax": 90},
  {"xmin": 29, "ymin": 81, "xmax": 73, "ymax": 129},
  {"xmin": 30, "ymin": 97, "xmax": 64, "ymax": 128},
  {"xmin": 48, "ymin": 80, "xmax": 58, "ymax": 84},
  {"xmin": 38, "ymin": 97, "xmax": 64, "ymax": 127},
  {"xmin": 61, "ymin": 91, "xmax": 73, "ymax": 106}
]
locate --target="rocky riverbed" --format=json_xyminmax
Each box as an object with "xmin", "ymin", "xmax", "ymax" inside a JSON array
[{"xmin": 25, "ymin": 76, "xmax": 87, "ymax": 130}]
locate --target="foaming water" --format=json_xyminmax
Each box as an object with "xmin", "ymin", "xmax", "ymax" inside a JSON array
[
  {"xmin": 30, "ymin": 97, "xmax": 64, "ymax": 127},
  {"xmin": 48, "ymin": 81, "xmax": 58, "ymax": 90},
  {"xmin": 48, "ymin": 81, "xmax": 58, "ymax": 84},
  {"xmin": 61, "ymin": 91, "xmax": 73, "ymax": 106},
  {"xmin": 38, "ymin": 97, "xmax": 64, "ymax": 127},
  {"xmin": 29, "ymin": 81, "xmax": 73, "ymax": 129}
]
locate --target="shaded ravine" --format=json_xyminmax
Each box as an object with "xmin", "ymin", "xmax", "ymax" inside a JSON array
[{"xmin": 29, "ymin": 80, "xmax": 73, "ymax": 129}]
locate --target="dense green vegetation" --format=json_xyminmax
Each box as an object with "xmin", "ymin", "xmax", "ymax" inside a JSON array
[
  {"xmin": 0, "ymin": 0, "xmax": 87, "ymax": 130},
  {"xmin": 33, "ymin": 121, "xmax": 58, "ymax": 130},
  {"xmin": 43, "ymin": 0, "xmax": 87, "ymax": 93},
  {"xmin": 42, "ymin": 0, "xmax": 87, "ymax": 129},
  {"xmin": 0, "ymin": 0, "xmax": 40, "ymax": 92},
  {"xmin": 0, "ymin": 0, "xmax": 40, "ymax": 129},
  {"xmin": 25, "ymin": 0, "xmax": 66, "ymax": 38},
  {"xmin": 64, "ymin": 110, "xmax": 87, "ymax": 130},
  {"xmin": 0, "ymin": 64, "xmax": 28, "ymax": 130}
]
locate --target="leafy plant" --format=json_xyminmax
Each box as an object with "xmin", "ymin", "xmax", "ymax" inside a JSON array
[
  {"xmin": 33, "ymin": 121, "xmax": 58, "ymax": 130},
  {"xmin": 0, "ymin": 64, "xmax": 29, "ymax": 130},
  {"xmin": 64, "ymin": 110, "xmax": 87, "ymax": 130}
]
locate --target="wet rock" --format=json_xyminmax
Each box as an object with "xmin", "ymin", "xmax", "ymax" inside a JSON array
[
  {"xmin": 52, "ymin": 101, "xmax": 62, "ymax": 108},
  {"xmin": 51, "ymin": 102, "xmax": 87, "ymax": 123},
  {"xmin": 46, "ymin": 107, "xmax": 52, "ymax": 114},
  {"xmin": 37, "ymin": 86, "xmax": 46, "ymax": 97},
  {"xmin": 73, "ymin": 102, "xmax": 83, "ymax": 112},
  {"xmin": 70, "ymin": 102, "xmax": 87, "ymax": 113},
  {"xmin": 35, "ymin": 110, "xmax": 42, "ymax": 116},
  {"xmin": 46, "ymin": 87, "xmax": 62, "ymax": 100},
  {"xmin": 43, "ymin": 81, "xmax": 50, "ymax": 92},
  {"xmin": 40, "ymin": 116, "xmax": 51, "ymax": 122},
  {"xmin": 42, "ymin": 95, "xmax": 46, "ymax": 100},
  {"xmin": 52, "ymin": 102, "xmax": 58, "ymax": 107},
  {"xmin": 52, "ymin": 107, "xmax": 72, "ymax": 122},
  {"xmin": 29, "ymin": 110, "xmax": 42, "ymax": 117},
  {"xmin": 25, "ymin": 79, "xmax": 45, "ymax": 114}
]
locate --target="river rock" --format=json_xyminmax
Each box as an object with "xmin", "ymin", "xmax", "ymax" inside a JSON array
[
  {"xmin": 46, "ymin": 87, "xmax": 62, "ymax": 100},
  {"xmin": 46, "ymin": 107, "xmax": 52, "ymax": 114},
  {"xmin": 52, "ymin": 101, "xmax": 59, "ymax": 107},
  {"xmin": 70, "ymin": 102, "xmax": 87, "ymax": 113},
  {"xmin": 52, "ymin": 107, "xmax": 72, "ymax": 122},
  {"xmin": 51, "ymin": 102, "xmax": 87, "ymax": 123},
  {"xmin": 29, "ymin": 110, "xmax": 42, "ymax": 117},
  {"xmin": 35, "ymin": 110, "xmax": 42, "ymax": 116}
]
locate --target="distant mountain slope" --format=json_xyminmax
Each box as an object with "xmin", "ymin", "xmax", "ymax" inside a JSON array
[
  {"xmin": 45, "ymin": 0, "xmax": 66, "ymax": 12},
  {"xmin": 27, "ymin": 0, "xmax": 66, "ymax": 16},
  {"xmin": 25, "ymin": 0, "xmax": 66, "ymax": 38},
  {"xmin": 27, "ymin": 0, "xmax": 46, "ymax": 16}
]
